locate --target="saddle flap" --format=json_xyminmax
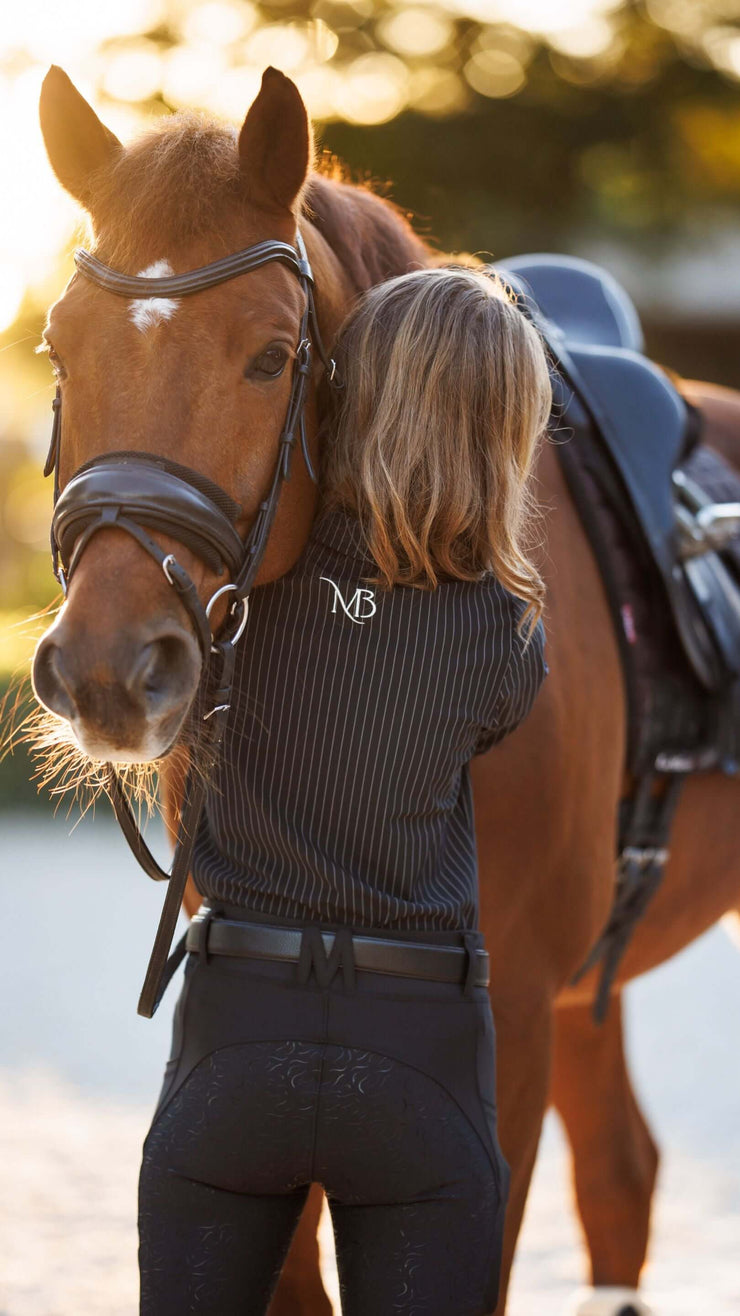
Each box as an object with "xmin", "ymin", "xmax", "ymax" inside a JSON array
[
  {"xmin": 556, "ymin": 341, "xmax": 728, "ymax": 692},
  {"xmin": 563, "ymin": 343, "xmax": 687, "ymax": 571}
]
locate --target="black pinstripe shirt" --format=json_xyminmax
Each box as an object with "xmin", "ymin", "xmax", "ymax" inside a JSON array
[{"xmin": 193, "ymin": 510, "xmax": 546, "ymax": 930}]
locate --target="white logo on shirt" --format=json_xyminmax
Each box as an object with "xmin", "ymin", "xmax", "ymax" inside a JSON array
[{"xmin": 320, "ymin": 577, "xmax": 377, "ymax": 624}]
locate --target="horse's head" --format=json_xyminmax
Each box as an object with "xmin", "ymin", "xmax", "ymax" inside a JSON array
[{"xmin": 32, "ymin": 65, "xmax": 351, "ymax": 765}]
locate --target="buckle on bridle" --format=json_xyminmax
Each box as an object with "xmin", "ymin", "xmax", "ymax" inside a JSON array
[
  {"xmin": 161, "ymin": 553, "xmax": 177, "ymax": 586},
  {"xmin": 296, "ymin": 337, "xmax": 311, "ymax": 374},
  {"xmin": 205, "ymin": 583, "xmax": 249, "ymax": 645}
]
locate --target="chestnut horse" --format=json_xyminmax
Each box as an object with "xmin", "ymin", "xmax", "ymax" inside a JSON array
[{"xmin": 32, "ymin": 65, "xmax": 740, "ymax": 1315}]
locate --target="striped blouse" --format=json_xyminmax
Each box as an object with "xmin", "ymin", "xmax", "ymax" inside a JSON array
[{"xmin": 192, "ymin": 509, "xmax": 546, "ymax": 930}]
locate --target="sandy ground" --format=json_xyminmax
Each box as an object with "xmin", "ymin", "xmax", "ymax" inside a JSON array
[{"xmin": 0, "ymin": 814, "xmax": 738, "ymax": 1315}]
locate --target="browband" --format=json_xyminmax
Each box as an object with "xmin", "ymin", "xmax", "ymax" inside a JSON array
[{"xmin": 74, "ymin": 239, "xmax": 309, "ymax": 300}]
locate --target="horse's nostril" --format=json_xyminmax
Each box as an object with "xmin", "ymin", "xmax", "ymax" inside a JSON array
[
  {"xmin": 32, "ymin": 639, "xmax": 77, "ymax": 721},
  {"xmin": 128, "ymin": 632, "xmax": 199, "ymax": 714},
  {"xmin": 130, "ymin": 641, "xmax": 169, "ymax": 699}
]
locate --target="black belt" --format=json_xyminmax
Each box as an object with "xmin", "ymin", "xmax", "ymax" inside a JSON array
[{"xmin": 186, "ymin": 915, "xmax": 489, "ymax": 988}]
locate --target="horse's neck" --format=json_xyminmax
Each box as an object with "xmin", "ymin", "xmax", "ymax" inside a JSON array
[{"xmin": 304, "ymin": 172, "xmax": 431, "ymax": 297}]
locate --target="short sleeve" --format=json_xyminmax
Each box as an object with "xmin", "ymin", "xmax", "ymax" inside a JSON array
[{"xmin": 474, "ymin": 609, "xmax": 547, "ymax": 755}]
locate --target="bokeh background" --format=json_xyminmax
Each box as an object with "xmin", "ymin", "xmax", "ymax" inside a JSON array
[
  {"xmin": 5, "ymin": 0, "xmax": 740, "ymax": 703},
  {"xmin": 1, "ymin": 3, "xmax": 739, "ymax": 1313},
  {"xmin": 5, "ymin": 1, "xmax": 740, "ymax": 634}
]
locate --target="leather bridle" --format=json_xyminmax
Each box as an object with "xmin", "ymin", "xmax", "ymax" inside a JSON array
[{"xmin": 44, "ymin": 230, "xmax": 339, "ymax": 1017}]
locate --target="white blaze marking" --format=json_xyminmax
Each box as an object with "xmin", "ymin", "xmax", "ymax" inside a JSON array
[{"xmin": 128, "ymin": 260, "xmax": 180, "ymax": 332}]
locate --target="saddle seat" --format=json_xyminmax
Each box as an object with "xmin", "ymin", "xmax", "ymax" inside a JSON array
[
  {"xmin": 497, "ymin": 252, "xmax": 740, "ymax": 695},
  {"xmin": 501, "ymin": 252, "xmax": 645, "ymax": 352}
]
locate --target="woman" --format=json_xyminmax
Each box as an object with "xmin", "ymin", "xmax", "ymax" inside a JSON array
[{"xmin": 139, "ymin": 267, "xmax": 551, "ymax": 1316}]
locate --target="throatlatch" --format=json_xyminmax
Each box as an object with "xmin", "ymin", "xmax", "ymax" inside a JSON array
[{"xmin": 44, "ymin": 230, "xmax": 339, "ymax": 1017}]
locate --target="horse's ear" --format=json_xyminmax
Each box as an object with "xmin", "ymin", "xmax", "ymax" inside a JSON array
[
  {"xmin": 39, "ymin": 66, "xmax": 121, "ymax": 207},
  {"xmin": 239, "ymin": 67, "xmax": 311, "ymax": 214}
]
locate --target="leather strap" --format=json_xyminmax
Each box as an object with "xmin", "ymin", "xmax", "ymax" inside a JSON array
[
  {"xmin": 112, "ymin": 641, "xmax": 236, "ymax": 1017},
  {"xmin": 54, "ymin": 458, "xmax": 245, "ymax": 579},
  {"xmin": 74, "ymin": 240, "xmax": 305, "ymax": 299},
  {"xmin": 73, "ymin": 234, "xmax": 338, "ymax": 385},
  {"xmin": 136, "ymin": 770, "xmax": 207, "ymax": 1016},
  {"xmin": 185, "ymin": 914, "xmax": 490, "ymax": 988}
]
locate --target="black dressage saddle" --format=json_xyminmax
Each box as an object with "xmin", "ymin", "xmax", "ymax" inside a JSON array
[{"xmin": 498, "ymin": 252, "xmax": 740, "ymax": 696}]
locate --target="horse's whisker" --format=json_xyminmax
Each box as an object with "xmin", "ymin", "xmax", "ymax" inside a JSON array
[{"xmin": 2, "ymin": 675, "xmax": 213, "ymax": 831}]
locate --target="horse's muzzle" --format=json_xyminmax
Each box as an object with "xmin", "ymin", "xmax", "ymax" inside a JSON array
[{"xmin": 32, "ymin": 615, "xmax": 201, "ymax": 762}]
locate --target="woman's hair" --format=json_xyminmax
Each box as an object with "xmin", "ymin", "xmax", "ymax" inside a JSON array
[{"xmin": 321, "ymin": 266, "xmax": 551, "ymax": 631}]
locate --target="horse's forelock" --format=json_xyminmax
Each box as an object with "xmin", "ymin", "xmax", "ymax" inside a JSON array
[
  {"xmin": 88, "ymin": 114, "xmax": 247, "ymax": 267},
  {"xmin": 84, "ymin": 112, "xmax": 430, "ymax": 284}
]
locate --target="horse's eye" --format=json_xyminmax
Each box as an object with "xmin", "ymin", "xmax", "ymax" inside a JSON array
[{"xmin": 248, "ymin": 344, "xmax": 289, "ymax": 380}]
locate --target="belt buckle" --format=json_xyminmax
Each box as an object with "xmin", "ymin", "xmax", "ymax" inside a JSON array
[{"xmin": 195, "ymin": 907, "xmax": 216, "ymax": 965}]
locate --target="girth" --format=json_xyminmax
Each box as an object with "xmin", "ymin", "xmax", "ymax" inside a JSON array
[{"xmin": 43, "ymin": 228, "xmax": 339, "ymax": 1017}]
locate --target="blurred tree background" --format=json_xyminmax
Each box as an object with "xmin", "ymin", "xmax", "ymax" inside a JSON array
[{"xmin": 2, "ymin": 0, "xmax": 740, "ymax": 798}]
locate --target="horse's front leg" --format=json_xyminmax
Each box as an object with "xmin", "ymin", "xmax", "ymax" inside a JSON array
[{"xmin": 551, "ymin": 992, "xmax": 658, "ymax": 1316}]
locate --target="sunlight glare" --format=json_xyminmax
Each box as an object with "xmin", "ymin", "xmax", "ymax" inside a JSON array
[
  {"xmin": 0, "ymin": 68, "xmax": 80, "ymax": 330},
  {"xmin": 334, "ymin": 53, "xmax": 410, "ymax": 124},
  {"xmin": 703, "ymin": 27, "xmax": 740, "ymax": 81},
  {"xmin": 449, "ymin": 0, "xmax": 621, "ymax": 38},
  {"xmin": 645, "ymin": 0, "xmax": 703, "ymax": 40},
  {"xmin": 0, "ymin": 0, "xmax": 168, "ymax": 332},
  {"xmin": 377, "ymin": 8, "xmax": 455, "ymax": 59},
  {"xmin": 207, "ymin": 65, "xmax": 265, "ymax": 122},
  {"xmin": 0, "ymin": 265, "xmax": 26, "ymax": 335},
  {"xmin": 464, "ymin": 48, "xmax": 525, "ymax": 97},
  {"xmin": 549, "ymin": 17, "xmax": 615, "ymax": 58},
  {"xmin": 473, "ymin": 25, "xmax": 533, "ymax": 60},
  {"xmin": 162, "ymin": 43, "xmax": 229, "ymax": 108},
  {"xmin": 295, "ymin": 66, "xmax": 342, "ymax": 121},
  {"xmin": 101, "ymin": 43, "xmax": 164, "ymax": 103},
  {"xmin": 246, "ymin": 24, "xmax": 311, "ymax": 72},
  {"xmin": 180, "ymin": 2, "xmax": 257, "ymax": 46},
  {"xmin": 409, "ymin": 66, "xmax": 469, "ymax": 115},
  {"xmin": 0, "ymin": 0, "xmax": 165, "ymax": 64}
]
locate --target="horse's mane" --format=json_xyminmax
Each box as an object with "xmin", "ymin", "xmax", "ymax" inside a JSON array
[
  {"xmin": 305, "ymin": 167, "xmax": 431, "ymax": 292},
  {"xmin": 89, "ymin": 112, "xmax": 431, "ymax": 285}
]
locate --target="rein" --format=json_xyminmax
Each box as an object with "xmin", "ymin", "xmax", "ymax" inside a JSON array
[{"xmin": 44, "ymin": 230, "xmax": 338, "ymax": 1017}]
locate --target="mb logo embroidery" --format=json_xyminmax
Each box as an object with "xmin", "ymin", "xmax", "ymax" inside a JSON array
[{"xmin": 320, "ymin": 576, "xmax": 377, "ymax": 624}]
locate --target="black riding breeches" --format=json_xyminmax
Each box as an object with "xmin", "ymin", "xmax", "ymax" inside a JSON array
[{"xmin": 138, "ymin": 926, "xmax": 509, "ymax": 1316}]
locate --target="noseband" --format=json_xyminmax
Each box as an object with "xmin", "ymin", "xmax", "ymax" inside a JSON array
[{"xmin": 43, "ymin": 231, "xmax": 338, "ymax": 1017}]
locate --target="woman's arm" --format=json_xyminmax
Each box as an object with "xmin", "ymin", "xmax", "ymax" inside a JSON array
[{"xmin": 475, "ymin": 607, "xmax": 548, "ymax": 755}]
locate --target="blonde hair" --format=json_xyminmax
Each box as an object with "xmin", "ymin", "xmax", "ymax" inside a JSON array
[{"xmin": 322, "ymin": 267, "xmax": 551, "ymax": 631}]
